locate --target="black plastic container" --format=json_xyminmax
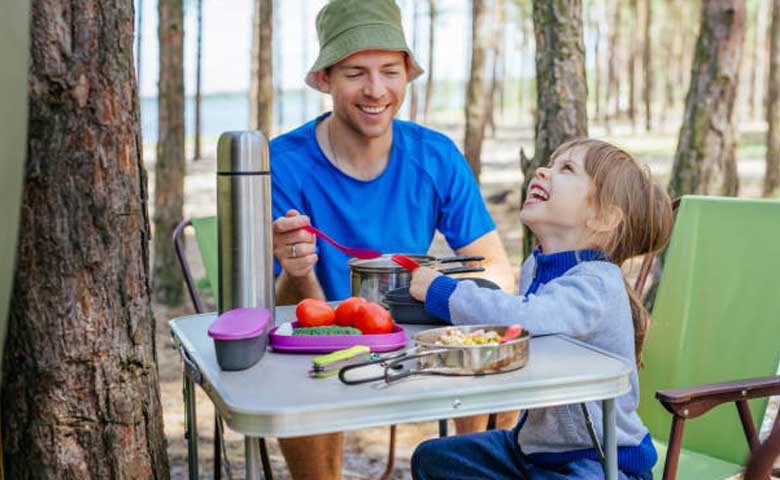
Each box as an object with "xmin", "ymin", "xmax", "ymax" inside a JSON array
[{"xmin": 384, "ymin": 278, "xmax": 500, "ymax": 325}]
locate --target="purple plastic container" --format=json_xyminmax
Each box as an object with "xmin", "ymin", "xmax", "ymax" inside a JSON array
[
  {"xmin": 208, "ymin": 307, "xmax": 270, "ymax": 370},
  {"xmin": 269, "ymin": 322, "xmax": 408, "ymax": 353}
]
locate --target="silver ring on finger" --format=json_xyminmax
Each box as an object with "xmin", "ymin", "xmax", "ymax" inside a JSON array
[{"xmin": 290, "ymin": 243, "xmax": 297, "ymax": 258}]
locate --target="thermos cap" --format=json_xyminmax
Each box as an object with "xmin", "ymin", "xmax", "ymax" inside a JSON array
[{"xmin": 217, "ymin": 131, "xmax": 270, "ymax": 174}]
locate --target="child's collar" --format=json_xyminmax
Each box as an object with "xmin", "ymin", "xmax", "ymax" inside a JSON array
[{"xmin": 530, "ymin": 247, "xmax": 611, "ymax": 289}]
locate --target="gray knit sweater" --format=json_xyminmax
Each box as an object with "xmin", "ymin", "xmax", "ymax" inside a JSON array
[{"xmin": 444, "ymin": 254, "xmax": 651, "ymax": 461}]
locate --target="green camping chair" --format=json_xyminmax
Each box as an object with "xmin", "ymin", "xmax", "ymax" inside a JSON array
[
  {"xmin": 635, "ymin": 196, "xmax": 780, "ymax": 480},
  {"xmin": 173, "ymin": 217, "xmax": 273, "ymax": 480}
]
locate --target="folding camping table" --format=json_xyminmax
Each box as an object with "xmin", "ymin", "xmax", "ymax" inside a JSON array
[{"xmin": 170, "ymin": 305, "xmax": 633, "ymax": 480}]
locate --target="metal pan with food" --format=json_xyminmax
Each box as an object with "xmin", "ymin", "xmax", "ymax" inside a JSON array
[
  {"xmin": 338, "ymin": 324, "xmax": 530, "ymax": 385},
  {"xmin": 349, "ymin": 254, "xmax": 485, "ymax": 303}
]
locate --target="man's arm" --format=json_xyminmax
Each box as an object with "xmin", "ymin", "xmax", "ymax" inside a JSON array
[
  {"xmin": 454, "ymin": 230, "xmax": 516, "ymax": 292},
  {"xmin": 275, "ymin": 271, "xmax": 326, "ymax": 305}
]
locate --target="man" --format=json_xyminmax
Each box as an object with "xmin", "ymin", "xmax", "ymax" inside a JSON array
[{"xmin": 270, "ymin": 0, "xmax": 516, "ymax": 478}]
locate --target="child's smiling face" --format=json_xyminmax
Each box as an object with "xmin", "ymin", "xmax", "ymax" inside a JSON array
[{"xmin": 520, "ymin": 146, "xmax": 598, "ymax": 252}]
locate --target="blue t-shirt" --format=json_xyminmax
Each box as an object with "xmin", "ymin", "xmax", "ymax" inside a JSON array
[{"xmin": 270, "ymin": 112, "xmax": 496, "ymax": 300}]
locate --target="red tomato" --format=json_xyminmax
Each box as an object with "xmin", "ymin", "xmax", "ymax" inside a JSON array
[
  {"xmin": 334, "ymin": 297, "xmax": 368, "ymax": 327},
  {"xmin": 353, "ymin": 302, "xmax": 394, "ymax": 335},
  {"xmin": 296, "ymin": 298, "xmax": 335, "ymax": 327}
]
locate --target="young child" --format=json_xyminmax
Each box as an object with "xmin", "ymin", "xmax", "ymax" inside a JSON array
[{"xmin": 409, "ymin": 138, "xmax": 674, "ymax": 480}]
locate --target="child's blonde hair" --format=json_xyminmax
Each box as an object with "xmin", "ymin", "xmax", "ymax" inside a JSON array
[{"xmin": 549, "ymin": 138, "xmax": 674, "ymax": 368}]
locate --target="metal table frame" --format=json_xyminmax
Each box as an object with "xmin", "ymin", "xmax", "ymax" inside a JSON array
[{"xmin": 171, "ymin": 309, "xmax": 632, "ymax": 480}]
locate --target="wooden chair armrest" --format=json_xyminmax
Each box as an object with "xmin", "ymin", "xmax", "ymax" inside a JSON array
[{"xmin": 656, "ymin": 375, "xmax": 780, "ymax": 419}]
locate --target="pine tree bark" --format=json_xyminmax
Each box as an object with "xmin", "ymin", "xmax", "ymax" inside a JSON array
[
  {"xmin": 152, "ymin": 0, "xmax": 185, "ymax": 306},
  {"xmin": 251, "ymin": 0, "xmax": 273, "ymax": 135},
  {"xmin": 464, "ymin": 0, "xmax": 490, "ymax": 181},
  {"xmin": 1, "ymin": 0, "xmax": 170, "ymax": 477},
  {"xmin": 643, "ymin": 0, "xmax": 653, "ymax": 131},
  {"xmin": 423, "ymin": 0, "xmax": 436, "ymax": 123},
  {"xmin": 764, "ymin": 0, "xmax": 780, "ymax": 196},
  {"xmin": 523, "ymin": 0, "xmax": 588, "ymax": 256},
  {"xmin": 669, "ymin": 0, "xmax": 745, "ymax": 198}
]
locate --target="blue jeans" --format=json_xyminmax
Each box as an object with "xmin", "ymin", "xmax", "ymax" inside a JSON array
[{"xmin": 411, "ymin": 425, "xmax": 653, "ymax": 480}]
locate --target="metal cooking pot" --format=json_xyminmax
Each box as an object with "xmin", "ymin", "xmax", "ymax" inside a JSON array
[
  {"xmin": 338, "ymin": 325, "xmax": 530, "ymax": 385},
  {"xmin": 349, "ymin": 254, "xmax": 485, "ymax": 303}
]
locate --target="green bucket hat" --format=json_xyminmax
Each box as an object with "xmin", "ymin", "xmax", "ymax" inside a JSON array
[{"xmin": 305, "ymin": 0, "xmax": 424, "ymax": 92}]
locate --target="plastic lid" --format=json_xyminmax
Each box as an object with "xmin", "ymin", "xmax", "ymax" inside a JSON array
[{"xmin": 208, "ymin": 307, "xmax": 270, "ymax": 340}]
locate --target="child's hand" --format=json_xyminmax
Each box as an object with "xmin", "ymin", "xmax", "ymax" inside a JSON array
[{"xmin": 409, "ymin": 267, "xmax": 443, "ymax": 302}]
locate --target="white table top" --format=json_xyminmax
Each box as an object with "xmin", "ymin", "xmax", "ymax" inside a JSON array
[{"xmin": 170, "ymin": 306, "xmax": 632, "ymax": 438}]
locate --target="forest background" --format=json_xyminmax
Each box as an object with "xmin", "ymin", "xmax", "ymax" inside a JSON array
[{"xmin": 1, "ymin": 0, "xmax": 779, "ymax": 479}]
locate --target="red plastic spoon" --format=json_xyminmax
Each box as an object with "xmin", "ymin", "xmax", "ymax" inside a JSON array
[
  {"xmin": 391, "ymin": 254, "xmax": 421, "ymax": 271},
  {"xmin": 301, "ymin": 225, "xmax": 382, "ymax": 259}
]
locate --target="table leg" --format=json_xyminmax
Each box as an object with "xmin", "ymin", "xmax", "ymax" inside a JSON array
[
  {"xmin": 183, "ymin": 371, "xmax": 199, "ymax": 480},
  {"xmin": 246, "ymin": 436, "xmax": 262, "ymax": 480},
  {"xmin": 602, "ymin": 399, "xmax": 617, "ymax": 480}
]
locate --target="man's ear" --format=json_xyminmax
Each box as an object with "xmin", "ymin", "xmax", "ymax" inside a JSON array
[
  {"xmin": 587, "ymin": 205, "xmax": 623, "ymax": 233},
  {"xmin": 315, "ymin": 69, "xmax": 331, "ymax": 94}
]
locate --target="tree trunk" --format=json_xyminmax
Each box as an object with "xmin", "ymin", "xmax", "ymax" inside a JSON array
[
  {"xmin": 764, "ymin": 0, "xmax": 780, "ymax": 196},
  {"xmin": 643, "ymin": 0, "xmax": 653, "ymax": 131},
  {"xmin": 463, "ymin": 0, "xmax": 490, "ymax": 181},
  {"xmin": 424, "ymin": 0, "xmax": 436, "ymax": 123},
  {"xmin": 137, "ymin": 0, "xmax": 144, "ymax": 88},
  {"xmin": 669, "ymin": 0, "xmax": 745, "ymax": 199},
  {"xmin": 606, "ymin": 0, "xmax": 621, "ymax": 132},
  {"xmin": 486, "ymin": 0, "xmax": 505, "ymax": 138},
  {"xmin": 251, "ymin": 0, "xmax": 273, "ymax": 135},
  {"xmin": 524, "ymin": 0, "xmax": 588, "ymax": 257},
  {"xmin": 751, "ymin": 0, "xmax": 768, "ymax": 119},
  {"xmin": 194, "ymin": 0, "xmax": 203, "ymax": 161},
  {"xmin": 628, "ymin": 0, "xmax": 638, "ymax": 129},
  {"xmin": 593, "ymin": 18, "xmax": 602, "ymax": 122},
  {"xmin": 152, "ymin": 0, "xmax": 185, "ymax": 306},
  {"xmin": 1, "ymin": 0, "xmax": 170, "ymax": 477},
  {"xmin": 409, "ymin": 0, "xmax": 419, "ymax": 122},
  {"xmin": 661, "ymin": 0, "xmax": 676, "ymax": 126}
]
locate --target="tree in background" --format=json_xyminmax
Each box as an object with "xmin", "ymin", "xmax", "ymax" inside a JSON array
[
  {"xmin": 642, "ymin": 0, "xmax": 652, "ymax": 131},
  {"xmin": 668, "ymin": 0, "xmax": 745, "ymax": 198},
  {"xmin": 251, "ymin": 0, "xmax": 273, "ymax": 135},
  {"xmin": 1, "ymin": 0, "xmax": 170, "ymax": 476},
  {"xmin": 486, "ymin": 0, "xmax": 506, "ymax": 137},
  {"xmin": 522, "ymin": 0, "xmax": 588, "ymax": 257},
  {"xmin": 605, "ymin": 0, "xmax": 621, "ymax": 132},
  {"xmin": 153, "ymin": 0, "xmax": 186, "ymax": 306},
  {"xmin": 764, "ymin": 0, "xmax": 780, "ymax": 196},
  {"xmin": 194, "ymin": 0, "xmax": 203, "ymax": 161},
  {"xmin": 628, "ymin": 0, "xmax": 638, "ymax": 130},
  {"xmin": 424, "ymin": 0, "xmax": 437, "ymax": 123},
  {"xmin": 409, "ymin": 0, "xmax": 420, "ymax": 122},
  {"xmin": 464, "ymin": 0, "xmax": 490, "ymax": 181}
]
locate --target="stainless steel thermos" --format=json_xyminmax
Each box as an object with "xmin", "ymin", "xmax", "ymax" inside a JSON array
[{"xmin": 216, "ymin": 131, "xmax": 275, "ymax": 323}]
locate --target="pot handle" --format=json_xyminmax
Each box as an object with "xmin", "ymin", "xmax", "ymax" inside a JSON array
[
  {"xmin": 436, "ymin": 255, "xmax": 485, "ymax": 264},
  {"xmin": 338, "ymin": 348, "xmax": 415, "ymax": 385},
  {"xmin": 438, "ymin": 266, "xmax": 485, "ymax": 275},
  {"xmin": 384, "ymin": 348, "xmax": 449, "ymax": 383}
]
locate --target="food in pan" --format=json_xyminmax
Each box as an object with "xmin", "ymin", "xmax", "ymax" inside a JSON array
[{"xmin": 434, "ymin": 327, "xmax": 502, "ymax": 345}]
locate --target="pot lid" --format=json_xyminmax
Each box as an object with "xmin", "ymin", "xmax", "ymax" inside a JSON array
[{"xmin": 208, "ymin": 307, "xmax": 270, "ymax": 341}]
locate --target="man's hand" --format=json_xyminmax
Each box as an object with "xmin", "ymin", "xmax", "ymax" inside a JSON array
[
  {"xmin": 273, "ymin": 209, "xmax": 318, "ymax": 278},
  {"xmin": 409, "ymin": 267, "xmax": 443, "ymax": 302}
]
